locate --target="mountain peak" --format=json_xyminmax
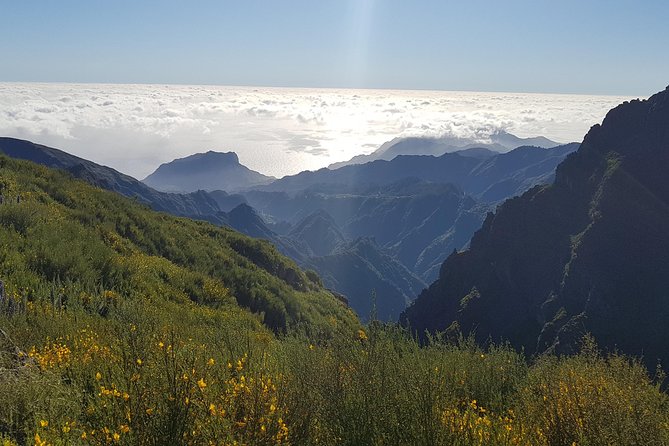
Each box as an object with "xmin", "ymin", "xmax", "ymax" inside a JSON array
[
  {"xmin": 166, "ymin": 150, "xmax": 241, "ymax": 168},
  {"xmin": 143, "ymin": 150, "xmax": 273, "ymax": 193},
  {"xmin": 202, "ymin": 150, "xmax": 240, "ymax": 163},
  {"xmin": 401, "ymin": 87, "xmax": 669, "ymax": 366}
]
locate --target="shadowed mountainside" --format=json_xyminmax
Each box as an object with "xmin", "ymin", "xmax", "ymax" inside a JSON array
[{"xmin": 401, "ymin": 87, "xmax": 669, "ymax": 366}]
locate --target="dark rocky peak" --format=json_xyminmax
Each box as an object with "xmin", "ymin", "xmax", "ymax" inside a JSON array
[
  {"xmin": 228, "ymin": 202, "xmax": 262, "ymax": 220},
  {"xmin": 581, "ymin": 87, "xmax": 668, "ymax": 158},
  {"xmin": 556, "ymin": 87, "xmax": 669, "ymax": 194},
  {"xmin": 401, "ymin": 86, "xmax": 669, "ymax": 367}
]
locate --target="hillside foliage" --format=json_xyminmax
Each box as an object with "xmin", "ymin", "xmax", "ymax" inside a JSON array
[{"xmin": 0, "ymin": 156, "xmax": 668, "ymax": 445}]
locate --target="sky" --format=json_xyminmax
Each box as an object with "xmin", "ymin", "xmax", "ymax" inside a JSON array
[{"xmin": 1, "ymin": 0, "xmax": 668, "ymax": 95}]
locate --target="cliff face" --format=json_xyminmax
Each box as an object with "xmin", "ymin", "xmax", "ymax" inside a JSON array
[{"xmin": 402, "ymin": 87, "xmax": 669, "ymax": 365}]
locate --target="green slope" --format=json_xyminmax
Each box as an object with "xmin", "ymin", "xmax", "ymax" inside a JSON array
[{"xmin": 0, "ymin": 155, "xmax": 356, "ymax": 335}]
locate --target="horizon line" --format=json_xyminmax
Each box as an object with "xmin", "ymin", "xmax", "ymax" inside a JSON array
[{"xmin": 0, "ymin": 79, "xmax": 647, "ymax": 99}]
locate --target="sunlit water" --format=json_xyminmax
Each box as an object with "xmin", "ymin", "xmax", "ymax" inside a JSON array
[{"xmin": 0, "ymin": 82, "xmax": 635, "ymax": 179}]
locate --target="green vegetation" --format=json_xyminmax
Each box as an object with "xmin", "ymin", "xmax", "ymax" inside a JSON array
[
  {"xmin": 0, "ymin": 155, "xmax": 355, "ymax": 336},
  {"xmin": 1, "ymin": 156, "xmax": 668, "ymax": 445}
]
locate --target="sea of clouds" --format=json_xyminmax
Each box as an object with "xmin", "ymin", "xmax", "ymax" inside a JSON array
[{"xmin": 0, "ymin": 83, "xmax": 634, "ymax": 179}]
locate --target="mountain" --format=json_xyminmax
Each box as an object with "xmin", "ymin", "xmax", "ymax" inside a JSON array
[
  {"xmin": 143, "ymin": 151, "xmax": 274, "ymax": 193},
  {"xmin": 465, "ymin": 143, "xmax": 579, "ymax": 202},
  {"xmin": 489, "ymin": 130, "xmax": 560, "ymax": 150},
  {"xmin": 305, "ymin": 237, "xmax": 426, "ymax": 322},
  {"xmin": 251, "ymin": 143, "xmax": 578, "ymax": 199},
  {"xmin": 288, "ymin": 210, "xmax": 347, "ymax": 257},
  {"xmin": 240, "ymin": 141, "xmax": 578, "ymax": 284},
  {"xmin": 452, "ymin": 147, "xmax": 498, "ymax": 160},
  {"xmin": 208, "ymin": 189, "xmax": 248, "ymax": 211},
  {"xmin": 328, "ymin": 131, "xmax": 559, "ymax": 169},
  {"xmin": 401, "ymin": 87, "xmax": 669, "ymax": 365},
  {"xmin": 219, "ymin": 206, "xmax": 427, "ymax": 321},
  {"xmin": 243, "ymin": 179, "xmax": 486, "ymax": 283},
  {"xmin": 0, "ymin": 153, "xmax": 356, "ymax": 334},
  {"xmin": 0, "ymin": 137, "xmax": 226, "ymax": 224},
  {"xmin": 223, "ymin": 203, "xmax": 308, "ymax": 263}
]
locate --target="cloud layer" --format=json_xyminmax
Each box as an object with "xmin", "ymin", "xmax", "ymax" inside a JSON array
[{"xmin": 0, "ymin": 83, "xmax": 634, "ymax": 179}]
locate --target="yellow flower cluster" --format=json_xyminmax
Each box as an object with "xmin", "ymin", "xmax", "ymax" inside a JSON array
[
  {"xmin": 27, "ymin": 339, "xmax": 71, "ymax": 370},
  {"xmin": 442, "ymin": 400, "xmax": 525, "ymax": 445},
  {"xmin": 98, "ymin": 383, "xmax": 129, "ymax": 401}
]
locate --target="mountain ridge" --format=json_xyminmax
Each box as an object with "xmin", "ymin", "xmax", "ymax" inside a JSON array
[
  {"xmin": 401, "ymin": 86, "xmax": 669, "ymax": 365},
  {"xmin": 328, "ymin": 131, "xmax": 560, "ymax": 169},
  {"xmin": 0, "ymin": 137, "xmax": 227, "ymax": 223}
]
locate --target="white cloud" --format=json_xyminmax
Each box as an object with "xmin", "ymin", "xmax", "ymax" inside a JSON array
[{"xmin": 0, "ymin": 82, "xmax": 635, "ymax": 179}]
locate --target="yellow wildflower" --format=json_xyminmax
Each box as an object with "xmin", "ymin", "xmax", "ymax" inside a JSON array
[{"xmin": 34, "ymin": 433, "xmax": 46, "ymax": 446}]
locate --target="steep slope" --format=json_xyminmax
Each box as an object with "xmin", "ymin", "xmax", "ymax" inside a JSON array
[
  {"xmin": 402, "ymin": 87, "xmax": 669, "ymax": 365},
  {"xmin": 465, "ymin": 143, "xmax": 579, "ymax": 202},
  {"xmin": 219, "ymin": 206, "xmax": 427, "ymax": 320},
  {"xmin": 0, "ymin": 137, "xmax": 225, "ymax": 223},
  {"xmin": 224, "ymin": 203, "xmax": 308, "ymax": 263},
  {"xmin": 306, "ymin": 238, "xmax": 426, "ymax": 322},
  {"xmin": 0, "ymin": 155, "xmax": 356, "ymax": 334},
  {"xmin": 244, "ymin": 180, "xmax": 487, "ymax": 282},
  {"xmin": 143, "ymin": 151, "xmax": 273, "ymax": 192},
  {"xmin": 288, "ymin": 210, "xmax": 347, "ymax": 257}
]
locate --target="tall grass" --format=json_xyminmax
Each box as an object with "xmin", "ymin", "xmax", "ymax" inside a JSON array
[{"xmin": 1, "ymin": 300, "xmax": 667, "ymax": 445}]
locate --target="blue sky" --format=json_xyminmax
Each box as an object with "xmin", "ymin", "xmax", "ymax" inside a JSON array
[{"xmin": 1, "ymin": 0, "xmax": 667, "ymax": 95}]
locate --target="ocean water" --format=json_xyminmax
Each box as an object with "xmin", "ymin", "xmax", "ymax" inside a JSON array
[{"xmin": 0, "ymin": 82, "xmax": 634, "ymax": 179}]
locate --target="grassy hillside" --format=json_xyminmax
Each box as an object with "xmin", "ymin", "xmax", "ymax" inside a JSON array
[
  {"xmin": 0, "ymin": 155, "xmax": 668, "ymax": 445},
  {"xmin": 0, "ymin": 155, "xmax": 356, "ymax": 335}
]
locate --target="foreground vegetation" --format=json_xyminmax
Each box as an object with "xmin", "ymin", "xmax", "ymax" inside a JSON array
[
  {"xmin": 1, "ymin": 303, "xmax": 668, "ymax": 446},
  {"xmin": 0, "ymin": 156, "xmax": 668, "ymax": 445}
]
